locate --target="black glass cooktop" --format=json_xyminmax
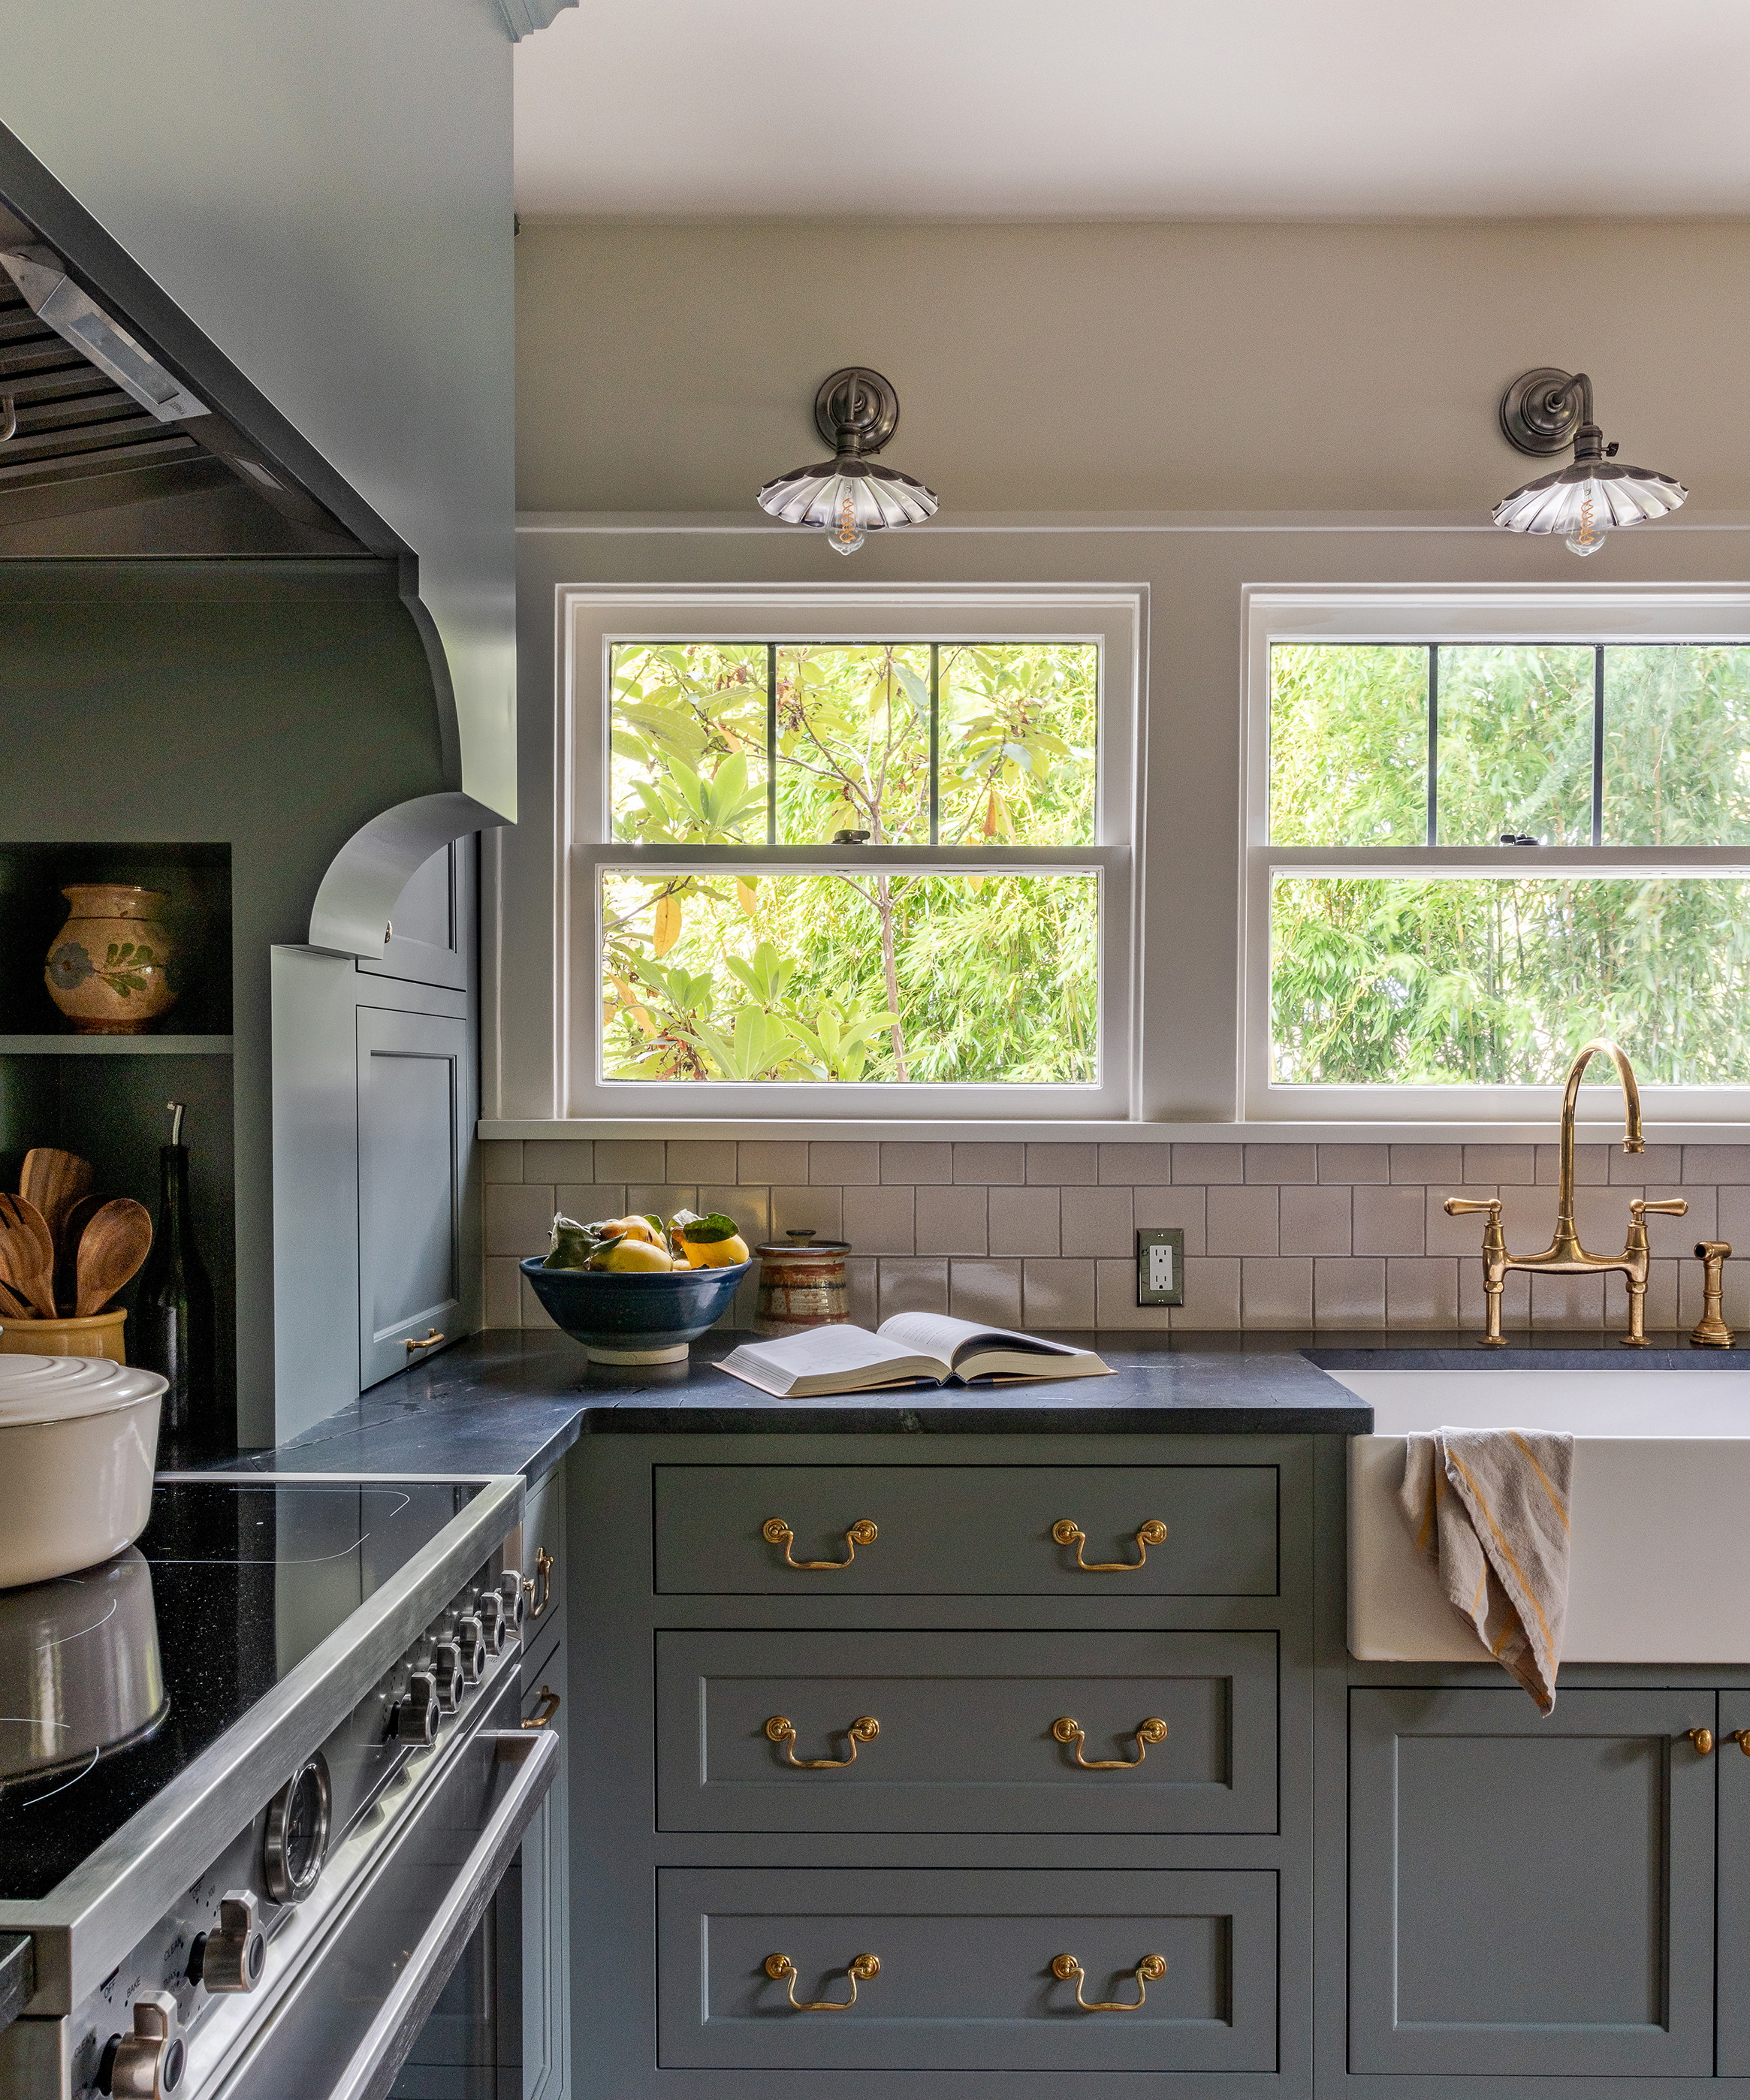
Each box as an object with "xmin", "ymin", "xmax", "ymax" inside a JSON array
[{"xmin": 0, "ymin": 1478, "xmax": 478, "ymax": 1902}]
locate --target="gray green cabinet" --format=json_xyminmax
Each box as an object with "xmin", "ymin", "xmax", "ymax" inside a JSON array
[
  {"xmin": 570, "ymin": 1432, "xmax": 1314, "ymax": 2100},
  {"xmin": 1347, "ymin": 1686, "xmax": 1718, "ymax": 2079}
]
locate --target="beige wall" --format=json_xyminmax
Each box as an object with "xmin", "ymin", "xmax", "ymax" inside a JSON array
[{"xmin": 515, "ymin": 219, "xmax": 1750, "ymax": 516}]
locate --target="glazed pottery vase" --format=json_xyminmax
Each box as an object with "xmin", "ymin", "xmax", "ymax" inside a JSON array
[{"xmin": 44, "ymin": 886, "xmax": 178, "ymax": 1034}]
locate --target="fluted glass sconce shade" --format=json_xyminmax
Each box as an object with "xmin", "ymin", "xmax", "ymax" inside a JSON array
[
  {"xmin": 1493, "ymin": 367, "xmax": 1686, "ymax": 558},
  {"xmin": 756, "ymin": 367, "xmax": 938, "ymax": 556}
]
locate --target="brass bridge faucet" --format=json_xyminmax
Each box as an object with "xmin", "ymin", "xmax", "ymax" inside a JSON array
[{"xmin": 1444, "ymin": 1037, "xmax": 1685, "ymax": 1347}]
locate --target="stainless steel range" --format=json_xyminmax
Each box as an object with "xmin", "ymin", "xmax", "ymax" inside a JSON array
[{"xmin": 0, "ymin": 1471, "xmax": 556, "ymax": 2100}]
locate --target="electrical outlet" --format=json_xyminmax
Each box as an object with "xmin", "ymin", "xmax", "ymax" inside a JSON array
[{"xmin": 1136, "ymin": 1227, "xmax": 1184, "ymax": 1306}]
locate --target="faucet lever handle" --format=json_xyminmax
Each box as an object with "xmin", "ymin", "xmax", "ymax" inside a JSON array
[
  {"xmin": 1444, "ymin": 1198, "xmax": 1502, "ymax": 1217},
  {"xmin": 1631, "ymin": 1199, "xmax": 1689, "ymax": 1217}
]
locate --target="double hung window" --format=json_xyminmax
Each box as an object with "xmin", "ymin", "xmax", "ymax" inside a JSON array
[
  {"xmin": 1247, "ymin": 589, "xmax": 1750, "ymax": 1120},
  {"xmin": 562, "ymin": 590, "xmax": 1139, "ymax": 1119}
]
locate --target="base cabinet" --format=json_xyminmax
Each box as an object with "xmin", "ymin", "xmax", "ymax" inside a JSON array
[{"xmin": 1348, "ymin": 1687, "xmax": 1718, "ymax": 2079}]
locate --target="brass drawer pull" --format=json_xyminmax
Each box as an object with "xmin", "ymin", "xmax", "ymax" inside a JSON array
[
  {"xmin": 523, "ymin": 1546, "xmax": 554, "ymax": 1620},
  {"xmin": 767, "ymin": 1714, "xmax": 880, "ymax": 1768},
  {"xmin": 1053, "ymin": 1715, "xmax": 1167, "ymax": 1769},
  {"xmin": 763, "ymin": 1516, "xmax": 877, "ymax": 1570},
  {"xmin": 1051, "ymin": 1952, "xmax": 1166, "ymax": 2011},
  {"xmin": 1730, "ymin": 1729, "xmax": 1750, "ymax": 1755},
  {"xmin": 1052, "ymin": 1518, "xmax": 1166, "ymax": 1572},
  {"xmin": 764, "ymin": 1952, "xmax": 880, "ymax": 2010},
  {"xmin": 405, "ymin": 1328, "xmax": 445, "ymax": 1353},
  {"xmin": 521, "ymin": 1685, "xmax": 561, "ymax": 1730},
  {"xmin": 1690, "ymin": 1727, "xmax": 1716, "ymax": 1756}
]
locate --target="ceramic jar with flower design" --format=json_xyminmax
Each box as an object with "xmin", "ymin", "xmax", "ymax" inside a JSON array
[{"xmin": 44, "ymin": 885, "xmax": 178, "ymax": 1033}]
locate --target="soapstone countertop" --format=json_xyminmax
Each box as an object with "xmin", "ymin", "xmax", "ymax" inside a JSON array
[{"xmin": 218, "ymin": 1325, "xmax": 1733, "ymax": 1483}]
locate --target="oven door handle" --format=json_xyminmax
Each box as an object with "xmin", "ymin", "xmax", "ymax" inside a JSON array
[{"xmin": 321, "ymin": 1727, "xmax": 558, "ymax": 2100}]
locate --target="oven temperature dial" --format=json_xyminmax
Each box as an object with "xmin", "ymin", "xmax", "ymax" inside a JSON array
[
  {"xmin": 431, "ymin": 1637, "xmax": 463, "ymax": 1712},
  {"xmin": 498, "ymin": 1568, "xmax": 527, "ymax": 1631},
  {"xmin": 98, "ymin": 1991, "xmax": 184, "ymax": 2098},
  {"xmin": 189, "ymin": 1890, "xmax": 265, "ymax": 1993},
  {"xmin": 455, "ymin": 1613, "xmax": 487, "ymax": 1682},
  {"xmin": 391, "ymin": 1668, "xmax": 439, "ymax": 1744},
  {"xmin": 262, "ymin": 1752, "xmax": 331, "ymax": 1904},
  {"xmin": 476, "ymin": 1588, "xmax": 508, "ymax": 1652}
]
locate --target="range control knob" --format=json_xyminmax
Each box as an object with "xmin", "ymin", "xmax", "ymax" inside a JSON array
[
  {"xmin": 454, "ymin": 1613, "xmax": 487, "ymax": 1682},
  {"xmin": 497, "ymin": 1570, "xmax": 527, "ymax": 1632},
  {"xmin": 431, "ymin": 1639, "xmax": 463, "ymax": 1712},
  {"xmin": 189, "ymin": 1889, "xmax": 265, "ymax": 1993},
  {"xmin": 477, "ymin": 1589, "xmax": 508, "ymax": 1652},
  {"xmin": 99, "ymin": 1991, "xmax": 184, "ymax": 2098},
  {"xmin": 391, "ymin": 1670, "xmax": 439, "ymax": 1744}
]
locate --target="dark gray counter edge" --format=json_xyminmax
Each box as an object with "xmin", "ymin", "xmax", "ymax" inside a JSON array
[{"xmin": 209, "ymin": 1325, "xmax": 1737, "ymax": 1483}]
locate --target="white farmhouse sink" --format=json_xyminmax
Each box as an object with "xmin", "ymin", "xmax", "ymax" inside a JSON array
[{"xmin": 1335, "ymin": 1370, "xmax": 1750, "ymax": 1663}]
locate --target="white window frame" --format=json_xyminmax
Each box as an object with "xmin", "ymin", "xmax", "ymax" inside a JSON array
[
  {"xmin": 557, "ymin": 584, "xmax": 1142, "ymax": 1121},
  {"xmin": 1241, "ymin": 582, "xmax": 1750, "ymax": 1125}
]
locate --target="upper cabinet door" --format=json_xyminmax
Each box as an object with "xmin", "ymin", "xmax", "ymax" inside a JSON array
[
  {"xmin": 359, "ymin": 836, "xmax": 473, "ymax": 991},
  {"xmin": 1349, "ymin": 1686, "xmax": 1717, "ymax": 2079},
  {"xmin": 357, "ymin": 1005, "xmax": 468, "ymax": 1388}
]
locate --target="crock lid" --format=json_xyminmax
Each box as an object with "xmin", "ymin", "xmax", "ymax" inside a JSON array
[
  {"xmin": 0, "ymin": 1347, "xmax": 167, "ymax": 1428},
  {"xmin": 755, "ymin": 1239, "xmax": 852, "ymax": 1256}
]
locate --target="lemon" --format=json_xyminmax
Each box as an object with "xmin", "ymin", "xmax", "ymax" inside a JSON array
[{"xmin": 590, "ymin": 1236, "xmax": 674, "ymax": 1272}]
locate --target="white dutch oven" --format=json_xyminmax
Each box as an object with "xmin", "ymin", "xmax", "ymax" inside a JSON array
[{"xmin": 0, "ymin": 1345, "xmax": 167, "ymax": 1588}]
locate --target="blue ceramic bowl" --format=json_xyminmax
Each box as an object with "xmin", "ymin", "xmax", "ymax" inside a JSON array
[{"xmin": 519, "ymin": 1257, "xmax": 751, "ymax": 1364}]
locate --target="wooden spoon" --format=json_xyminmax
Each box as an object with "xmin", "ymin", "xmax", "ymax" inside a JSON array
[
  {"xmin": 55, "ymin": 1192, "xmax": 104, "ymax": 1314},
  {"xmin": 74, "ymin": 1197, "xmax": 153, "ymax": 1316},
  {"xmin": 19, "ymin": 1148, "xmax": 93, "ymax": 1254},
  {"xmin": 0, "ymin": 1272, "xmax": 33, "ymax": 1320},
  {"xmin": 0, "ymin": 1193, "xmax": 59, "ymax": 1318}
]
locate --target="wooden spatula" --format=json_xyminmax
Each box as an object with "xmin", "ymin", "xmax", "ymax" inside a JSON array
[
  {"xmin": 56, "ymin": 1192, "xmax": 104, "ymax": 1314},
  {"xmin": 0, "ymin": 1193, "xmax": 59, "ymax": 1318},
  {"xmin": 74, "ymin": 1197, "xmax": 153, "ymax": 1316},
  {"xmin": 19, "ymin": 1148, "xmax": 93, "ymax": 1253}
]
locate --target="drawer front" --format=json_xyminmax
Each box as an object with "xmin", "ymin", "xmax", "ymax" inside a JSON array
[
  {"xmin": 653, "ymin": 1464, "xmax": 1278, "ymax": 1596},
  {"xmin": 657, "ymin": 1866, "xmax": 1276, "ymax": 2072},
  {"xmin": 656, "ymin": 1629, "xmax": 1278, "ymax": 1833}
]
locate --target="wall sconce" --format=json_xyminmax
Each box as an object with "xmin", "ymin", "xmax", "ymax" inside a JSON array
[
  {"xmin": 756, "ymin": 367, "xmax": 937, "ymax": 556},
  {"xmin": 1492, "ymin": 367, "xmax": 1686, "ymax": 557}
]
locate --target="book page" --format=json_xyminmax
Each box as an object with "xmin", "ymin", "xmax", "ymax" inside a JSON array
[
  {"xmin": 876, "ymin": 1309, "xmax": 1080, "ymax": 1365},
  {"xmin": 725, "ymin": 1325, "xmax": 923, "ymax": 1379}
]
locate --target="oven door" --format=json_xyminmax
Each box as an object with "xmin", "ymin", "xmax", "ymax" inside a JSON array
[{"xmin": 209, "ymin": 1718, "xmax": 557, "ymax": 2100}]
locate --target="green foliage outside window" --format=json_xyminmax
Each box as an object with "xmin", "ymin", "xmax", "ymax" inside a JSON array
[
  {"xmin": 602, "ymin": 642, "xmax": 1099, "ymax": 1082},
  {"xmin": 1269, "ymin": 642, "xmax": 1750, "ymax": 1085}
]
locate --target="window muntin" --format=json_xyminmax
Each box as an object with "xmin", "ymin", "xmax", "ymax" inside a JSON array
[
  {"xmin": 1260, "ymin": 635, "xmax": 1750, "ymax": 1102},
  {"xmin": 592, "ymin": 638, "xmax": 1109, "ymax": 1092}
]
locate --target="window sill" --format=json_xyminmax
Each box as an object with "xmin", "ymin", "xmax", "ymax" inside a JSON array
[{"xmin": 477, "ymin": 1116, "xmax": 1750, "ymax": 1145}]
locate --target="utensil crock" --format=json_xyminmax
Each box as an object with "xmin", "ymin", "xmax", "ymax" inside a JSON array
[{"xmin": 755, "ymin": 1229, "xmax": 851, "ymax": 1334}]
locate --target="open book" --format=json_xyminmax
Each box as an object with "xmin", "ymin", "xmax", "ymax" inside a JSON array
[{"xmin": 716, "ymin": 1311, "xmax": 1111, "ymax": 1398}]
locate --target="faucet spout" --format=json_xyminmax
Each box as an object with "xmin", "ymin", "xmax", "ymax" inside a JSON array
[{"xmin": 1557, "ymin": 1038, "xmax": 1643, "ymax": 1253}]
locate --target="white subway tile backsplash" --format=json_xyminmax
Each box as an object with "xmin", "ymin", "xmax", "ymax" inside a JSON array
[
  {"xmin": 555, "ymin": 1184, "xmax": 623, "ymax": 1226},
  {"xmin": 771, "ymin": 1185, "xmax": 845, "ymax": 1239},
  {"xmin": 484, "ymin": 1257, "xmax": 523, "ymax": 1327},
  {"xmin": 1317, "ymin": 1145, "xmax": 1389, "ymax": 1184},
  {"xmin": 953, "ymin": 1142, "xmax": 1025, "ymax": 1184},
  {"xmin": 1172, "ymin": 1143, "xmax": 1243, "ymax": 1184},
  {"xmin": 951, "ymin": 1259, "xmax": 1024, "ymax": 1325},
  {"xmin": 843, "ymin": 1184, "xmax": 915, "ymax": 1255},
  {"xmin": 702, "ymin": 1185, "xmax": 768, "ymax": 1244},
  {"xmin": 1313, "ymin": 1257, "xmax": 1386, "ymax": 1329},
  {"xmin": 1132, "ymin": 1185, "xmax": 1206, "ymax": 1254},
  {"xmin": 1241, "ymin": 1257, "xmax": 1313, "ymax": 1328},
  {"xmin": 1353, "ymin": 1184, "xmax": 1426, "ymax": 1257},
  {"xmin": 1462, "ymin": 1145, "xmax": 1536, "ymax": 1184},
  {"xmin": 1245, "ymin": 1143, "xmax": 1315, "ymax": 1184},
  {"xmin": 1426, "ymin": 1185, "xmax": 1495, "ymax": 1254},
  {"xmin": 1098, "ymin": 1142, "xmax": 1172, "ymax": 1185},
  {"xmin": 1386, "ymin": 1257, "xmax": 1458, "ymax": 1328},
  {"xmin": 738, "ymin": 1140, "xmax": 809, "ymax": 1184},
  {"xmin": 523, "ymin": 1139, "xmax": 591, "ymax": 1183},
  {"xmin": 665, "ymin": 1139, "xmax": 737, "ymax": 1182},
  {"xmin": 1023, "ymin": 1258, "xmax": 1096, "ymax": 1329},
  {"xmin": 881, "ymin": 1142, "xmax": 952, "ymax": 1183},
  {"xmin": 1026, "ymin": 1143, "xmax": 1099, "ymax": 1185},
  {"xmin": 1537, "ymin": 1142, "xmax": 1610, "ymax": 1184},
  {"xmin": 987, "ymin": 1186, "xmax": 1061, "ymax": 1257},
  {"xmin": 1205, "ymin": 1184, "xmax": 1278, "ymax": 1256},
  {"xmin": 484, "ymin": 1184, "xmax": 557, "ymax": 1259},
  {"xmin": 480, "ymin": 1142, "xmax": 523, "ymax": 1184},
  {"xmin": 1611, "ymin": 1143, "xmax": 1681, "ymax": 1184},
  {"xmin": 1094, "ymin": 1258, "xmax": 1171, "ymax": 1329},
  {"xmin": 1279, "ymin": 1185, "xmax": 1350, "ymax": 1256},
  {"xmin": 846, "ymin": 1257, "xmax": 879, "ymax": 1327},
  {"xmin": 811, "ymin": 1142, "xmax": 880, "ymax": 1185},
  {"xmin": 593, "ymin": 1139, "xmax": 665, "ymax": 1182},
  {"xmin": 1059, "ymin": 1185, "xmax": 1133, "ymax": 1257},
  {"xmin": 1171, "ymin": 1257, "xmax": 1242, "ymax": 1329},
  {"xmin": 1530, "ymin": 1272, "xmax": 1606, "ymax": 1328},
  {"xmin": 1390, "ymin": 1144, "xmax": 1462, "ymax": 1184},
  {"xmin": 914, "ymin": 1184, "xmax": 988, "ymax": 1254},
  {"xmin": 626, "ymin": 1184, "xmax": 698, "ymax": 1224},
  {"xmin": 879, "ymin": 1258, "xmax": 949, "ymax": 1317},
  {"xmin": 1685, "ymin": 1145, "xmax": 1750, "ymax": 1184}
]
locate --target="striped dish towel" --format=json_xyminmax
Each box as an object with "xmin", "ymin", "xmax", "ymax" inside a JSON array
[{"xmin": 1398, "ymin": 1429, "xmax": 1574, "ymax": 1712}]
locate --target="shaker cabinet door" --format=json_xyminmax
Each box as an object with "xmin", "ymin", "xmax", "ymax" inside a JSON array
[
  {"xmin": 1349, "ymin": 1687, "xmax": 1717, "ymax": 2078},
  {"xmin": 357, "ymin": 1006, "xmax": 468, "ymax": 1387},
  {"xmin": 1717, "ymin": 1689, "xmax": 1750, "ymax": 2076},
  {"xmin": 358, "ymin": 836, "xmax": 473, "ymax": 991}
]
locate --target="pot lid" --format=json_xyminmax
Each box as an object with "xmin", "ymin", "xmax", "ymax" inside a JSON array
[{"xmin": 0, "ymin": 1347, "xmax": 167, "ymax": 1427}]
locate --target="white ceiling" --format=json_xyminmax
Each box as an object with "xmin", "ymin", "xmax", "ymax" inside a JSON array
[{"xmin": 514, "ymin": 1, "xmax": 1750, "ymax": 219}]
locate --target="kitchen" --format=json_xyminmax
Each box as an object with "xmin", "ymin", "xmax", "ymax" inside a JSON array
[{"xmin": 4, "ymin": 5, "xmax": 1750, "ymax": 2098}]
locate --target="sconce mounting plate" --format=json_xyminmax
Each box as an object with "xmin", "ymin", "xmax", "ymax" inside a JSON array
[
  {"xmin": 814, "ymin": 367, "xmax": 900, "ymax": 456},
  {"xmin": 1501, "ymin": 367, "xmax": 1585, "ymax": 457}
]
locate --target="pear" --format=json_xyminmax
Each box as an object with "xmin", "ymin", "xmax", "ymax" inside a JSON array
[{"xmin": 589, "ymin": 1235, "xmax": 674, "ymax": 1272}]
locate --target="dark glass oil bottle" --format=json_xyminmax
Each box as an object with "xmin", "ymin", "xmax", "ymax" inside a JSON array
[{"xmin": 135, "ymin": 1100, "xmax": 221, "ymax": 1458}]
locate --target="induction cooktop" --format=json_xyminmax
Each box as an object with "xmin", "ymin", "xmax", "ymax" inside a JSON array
[{"xmin": 0, "ymin": 1478, "xmax": 481, "ymax": 1903}]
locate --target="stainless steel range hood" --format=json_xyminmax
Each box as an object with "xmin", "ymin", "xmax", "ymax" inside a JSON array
[{"xmin": 0, "ymin": 201, "xmax": 362, "ymax": 554}]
